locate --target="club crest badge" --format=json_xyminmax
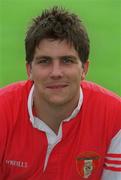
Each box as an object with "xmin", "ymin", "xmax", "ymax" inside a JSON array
[{"xmin": 76, "ymin": 151, "xmax": 100, "ymax": 179}]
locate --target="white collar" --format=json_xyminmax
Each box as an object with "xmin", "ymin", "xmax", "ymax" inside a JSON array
[{"xmin": 28, "ymin": 84, "xmax": 83, "ymax": 132}]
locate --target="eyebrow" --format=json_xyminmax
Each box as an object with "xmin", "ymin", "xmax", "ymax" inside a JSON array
[
  {"xmin": 60, "ymin": 55, "xmax": 77, "ymax": 60},
  {"xmin": 35, "ymin": 56, "xmax": 52, "ymax": 60},
  {"xmin": 35, "ymin": 55, "xmax": 78, "ymax": 61}
]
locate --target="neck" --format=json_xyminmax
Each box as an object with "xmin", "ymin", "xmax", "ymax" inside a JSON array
[{"xmin": 33, "ymin": 91, "xmax": 80, "ymax": 134}]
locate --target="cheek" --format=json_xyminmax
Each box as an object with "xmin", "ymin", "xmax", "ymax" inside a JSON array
[
  {"xmin": 31, "ymin": 67, "xmax": 41, "ymax": 78},
  {"xmin": 69, "ymin": 69, "xmax": 82, "ymax": 82},
  {"xmin": 32, "ymin": 69, "xmax": 50, "ymax": 83}
]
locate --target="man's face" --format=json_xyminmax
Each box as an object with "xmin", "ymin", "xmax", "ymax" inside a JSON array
[{"xmin": 26, "ymin": 39, "xmax": 89, "ymax": 106}]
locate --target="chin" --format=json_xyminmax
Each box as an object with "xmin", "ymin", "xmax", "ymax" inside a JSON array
[{"xmin": 47, "ymin": 97, "xmax": 68, "ymax": 106}]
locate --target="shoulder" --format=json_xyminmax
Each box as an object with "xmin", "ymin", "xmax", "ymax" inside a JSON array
[
  {"xmin": 0, "ymin": 80, "xmax": 33, "ymax": 135},
  {"xmin": 0, "ymin": 80, "xmax": 33, "ymax": 119},
  {"xmin": 81, "ymin": 80, "xmax": 121, "ymax": 125},
  {"xmin": 0, "ymin": 80, "xmax": 33, "ymax": 101},
  {"xmin": 81, "ymin": 81, "xmax": 121, "ymax": 141}
]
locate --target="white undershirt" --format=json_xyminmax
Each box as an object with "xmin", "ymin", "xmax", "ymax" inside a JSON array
[{"xmin": 28, "ymin": 85, "xmax": 83, "ymax": 170}]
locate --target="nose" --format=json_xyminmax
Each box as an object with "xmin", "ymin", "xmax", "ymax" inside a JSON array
[{"xmin": 50, "ymin": 60, "xmax": 63, "ymax": 79}]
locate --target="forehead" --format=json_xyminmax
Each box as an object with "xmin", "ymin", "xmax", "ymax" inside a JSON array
[{"xmin": 34, "ymin": 39, "xmax": 80, "ymax": 57}]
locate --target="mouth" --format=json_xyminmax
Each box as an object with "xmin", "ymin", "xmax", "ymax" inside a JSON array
[{"xmin": 46, "ymin": 84, "xmax": 68, "ymax": 89}]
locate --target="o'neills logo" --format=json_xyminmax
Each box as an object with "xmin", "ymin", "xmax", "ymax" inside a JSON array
[
  {"xmin": 76, "ymin": 151, "xmax": 100, "ymax": 179},
  {"xmin": 6, "ymin": 160, "xmax": 28, "ymax": 168}
]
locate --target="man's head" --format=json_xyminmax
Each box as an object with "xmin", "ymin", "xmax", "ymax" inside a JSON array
[{"xmin": 25, "ymin": 6, "xmax": 90, "ymax": 65}]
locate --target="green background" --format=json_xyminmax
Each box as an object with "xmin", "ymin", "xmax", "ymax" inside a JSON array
[{"xmin": 0, "ymin": 0, "xmax": 121, "ymax": 95}]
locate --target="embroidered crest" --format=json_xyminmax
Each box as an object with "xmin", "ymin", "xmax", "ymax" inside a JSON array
[{"xmin": 76, "ymin": 151, "xmax": 100, "ymax": 179}]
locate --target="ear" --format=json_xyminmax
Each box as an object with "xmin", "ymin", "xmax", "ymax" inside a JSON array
[
  {"xmin": 81, "ymin": 60, "xmax": 89, "ymax": 80},
  {"xmin": 26, "ymin": 63, "xmax": 32, "ymax": 80}
]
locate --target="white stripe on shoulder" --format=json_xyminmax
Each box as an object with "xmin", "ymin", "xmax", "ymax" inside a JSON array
[
  {"xmin": 104, "ymin": 163, "xmax": 121, "ymax": 168},
  {"xmin": 101, "ymin": 129, "xmax": 121, "ymax": 179},
  {"xmin": 107, "ymin": 129, "xmax": 121, "ymax": 154}
]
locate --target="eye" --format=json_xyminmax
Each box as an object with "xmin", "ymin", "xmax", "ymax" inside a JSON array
[
  {"xmin": 38, "ymin": 59, "xmax": 50, "ymax": 64},
  {"xmin": 62, "ymin": 57, "xmax": 74, "ymax": 64}
]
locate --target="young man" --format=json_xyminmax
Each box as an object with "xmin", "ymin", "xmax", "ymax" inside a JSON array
[{"xmin": 0, "ymin": 6, "xmax": 121, "ymax": 180}]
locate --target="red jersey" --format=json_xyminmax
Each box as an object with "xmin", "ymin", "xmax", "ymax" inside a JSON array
[{"xmin": 0, "ymin": 80, "xmax": 121, "ymax": 180}]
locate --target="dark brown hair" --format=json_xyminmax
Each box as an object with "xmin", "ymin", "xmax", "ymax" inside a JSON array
[{"xmin": 25, "ymin": 6, "xmax": 90, "ymax": 64}]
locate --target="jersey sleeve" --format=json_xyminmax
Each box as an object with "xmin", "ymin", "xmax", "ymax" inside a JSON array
[
  {"xmin": 101, "ymin": 98, "xmax": 121, "ymax": 180},
  {"xmin": 101, "ymin": 130, "xmax": 121, "ymax": 179}
]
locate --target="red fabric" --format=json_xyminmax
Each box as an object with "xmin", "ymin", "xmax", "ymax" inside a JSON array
[
  {"xmin": 105, "ymin": 159, "xmax": 121, "ymax": 165},
  {"xmin": 0, "ymin": 80, "xmax": 121, "ymax": 180},
  {"xmin": 104, "ymin": 166, "xmax": 121, "ymax": 172},
  {"xmin": 106, "ymin": 154, "xmax": 121, "ymax": 158}
]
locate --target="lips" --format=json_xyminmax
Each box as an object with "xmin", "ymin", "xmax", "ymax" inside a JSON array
[{"xmin": 46, "ymin": 84, "xmax": 68, "ymax": 89}]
